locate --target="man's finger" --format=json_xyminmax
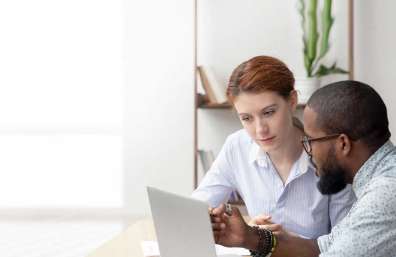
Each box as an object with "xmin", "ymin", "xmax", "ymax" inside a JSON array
[
  {"xmin": 225, "ymin": 206, "xmax": 242, "ymax": 219},
  {"xmin": 212, "ymin": 222, "xmax": 226, "ymax": 231},
  {"xmin": 213, "ymin": 229, "xmax": 226, "ymax": 236},
  {"xmin": 211, "ymin": 204, "xmax": 226, "ymax": 215},
  {"xmin": 210, "ymin": 215, "xmax": 224, "ymax": 223}
]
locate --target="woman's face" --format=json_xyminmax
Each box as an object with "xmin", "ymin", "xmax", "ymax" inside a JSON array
[{"xmin": 233, "ymin": 90, "xmax": 297, "ymax": 152}]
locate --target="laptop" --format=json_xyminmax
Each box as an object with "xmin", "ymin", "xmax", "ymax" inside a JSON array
[{"xmin": 147, "ymin": 186, "xmax": 241, "ymax": 257}]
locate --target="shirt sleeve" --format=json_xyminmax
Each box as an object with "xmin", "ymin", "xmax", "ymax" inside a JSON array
[
  {"xmin": 319, "ymin": 177, "xmax": 396, "ymax": 257},
  {"xmin": 328, "ymin": 184, "xmax": 356, "ymax": 227},
  {"xmin": 317, "ymin": 234, "xmax": 331, "ymax": 253},
  {"xmin": 191, "ymin": 136, "xmax": 237, "ymax": 208}
]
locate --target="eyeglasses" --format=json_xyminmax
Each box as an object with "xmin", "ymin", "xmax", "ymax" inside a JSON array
[{"xmin": 301, "ymin": 134, "xmax": 341, "ymax": 156}]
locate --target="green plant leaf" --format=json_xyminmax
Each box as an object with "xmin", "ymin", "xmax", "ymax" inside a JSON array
[
  {"xmin": 299, "ymin": 0, "xmax": 310, "ymax": 76},
  {"xmin": 313, "ymin": 62, "xmax": 349, "ymax": 77},
  {"xmin": 318, "ymin": 0, "xmax": 334, "ymax": 59},
  {"xmin": 299, "ymin": 0, "xmax": 307, "ymax": 49},
  {"xmin": 304, "ymin": 52, "xmax": 312, "ymax": 77},
  {"xmin": 307, "ymin": 0, "xmax": 318, "ymax": 64}
]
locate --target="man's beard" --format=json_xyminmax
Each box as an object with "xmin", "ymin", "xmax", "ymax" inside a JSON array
[{"xmin": 317, "ymin": 146, "xmax": 348, "ymax": 195}]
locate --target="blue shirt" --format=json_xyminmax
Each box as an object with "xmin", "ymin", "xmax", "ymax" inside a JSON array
[
  {"xmin": 318, "ymin": 141, "xmax": 396, "ymax": 256},
  {"xmin": 192, "ymin": 129, "xmax": 356, "ymax": 239}
]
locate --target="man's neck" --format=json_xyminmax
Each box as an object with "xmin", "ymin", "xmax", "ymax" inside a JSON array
[{"xmin": 346, "ymin": 141, "xmax": 379, "ymax": 183}]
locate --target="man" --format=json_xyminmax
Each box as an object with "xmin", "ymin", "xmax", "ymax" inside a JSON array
[{"xmin": 211, "ymin": 80, "xmax": 396, "ymax": 257}]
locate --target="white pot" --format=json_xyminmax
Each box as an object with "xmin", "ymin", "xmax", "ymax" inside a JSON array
[{"xmin": 295, "ymin": 77, "xmax": 320, "ymax": 104}]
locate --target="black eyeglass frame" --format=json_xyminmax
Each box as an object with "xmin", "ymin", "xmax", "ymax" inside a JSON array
[{"xmin": 301, "ymin": 134, "xmax": 341, "ymax": 156}]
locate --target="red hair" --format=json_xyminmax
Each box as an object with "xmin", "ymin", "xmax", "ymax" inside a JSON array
[{"xmin": 227, "ymin": 56, "xmax": 295, "ymax": 102}]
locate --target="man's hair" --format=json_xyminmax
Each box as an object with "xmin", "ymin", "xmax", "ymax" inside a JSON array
[{"xmin": 307, "ymin": 80, "xmax": 391, "ymax": 149}]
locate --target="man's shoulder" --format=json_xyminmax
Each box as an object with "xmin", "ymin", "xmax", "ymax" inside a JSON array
[
  {"xmin": 359, "ymin": 175, "xmax": 396, "ymax": 214},
  {"xmin": 371, "ymin": 148, "xmax": 396, "ymax": 189},
  {"xmin": 364, "ymin": 146, "xmax": 396, "ymax": 197},
  {"xmin": 379, "ymin": 148, "xmax": 396, "ymax": 175},
  {"xmin": 368, "ymin": 174, "xmax": 396, "ymax": 195}
]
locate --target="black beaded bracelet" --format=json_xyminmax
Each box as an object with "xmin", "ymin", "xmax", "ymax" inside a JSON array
[{"xmin": 249, "ymin": 226, "xmax": 272, "ymax": 257}]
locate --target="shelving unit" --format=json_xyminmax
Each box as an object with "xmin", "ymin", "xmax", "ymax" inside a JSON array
[
  {"xmin": 193, "ymin": 98, "xmax": 233, "ymax": 189},
  {"xmin": 195, "ymin": 90, "xmax": 245, "ymax": 205}
]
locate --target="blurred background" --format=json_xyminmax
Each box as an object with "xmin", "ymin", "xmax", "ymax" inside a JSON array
[{"xmin": 0, "ymin": 0, "xmax": 394, "ymax": 256}]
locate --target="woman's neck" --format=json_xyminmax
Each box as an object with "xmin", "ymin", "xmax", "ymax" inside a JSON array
[{"xmin": 266, "ymin": 126, "xmax": 304, "ymax": 182}]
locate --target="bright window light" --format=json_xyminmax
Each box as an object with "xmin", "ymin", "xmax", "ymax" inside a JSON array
[{"xmin": 0, "ymin": 0, "xmax": 124, "ymax": 207}]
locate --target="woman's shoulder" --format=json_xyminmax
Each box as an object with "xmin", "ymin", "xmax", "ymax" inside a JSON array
[
  {"xmin": 225, "ymin": 129, "xmax": 251, "ymax": 146},
  {"xmin": 220, "ymin": 129, "xmax": 255, "ymax": 167},
  {"xmin": 220, "ymin": 129, "xmax": 253, "ymax": 157}
]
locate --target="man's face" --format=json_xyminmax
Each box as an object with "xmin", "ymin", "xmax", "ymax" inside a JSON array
[
  {"xmin": 303, "ymin": 107, "xmax": 348, "ymax": 195},
  {"xmin": 317, "ymin": 145, "xmax": 348, "ymax": 194}
]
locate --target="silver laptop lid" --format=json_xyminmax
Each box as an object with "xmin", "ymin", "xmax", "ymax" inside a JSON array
[{"xmin": 147, "ymin": 186, "xmax": 217, "ymax": 257}]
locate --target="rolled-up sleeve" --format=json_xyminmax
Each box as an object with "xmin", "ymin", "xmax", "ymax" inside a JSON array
[
  {"xmin": 191, "ymin": 136, "xmax": 236, "ymax": 208},
  {"xmin": 317, "ymin": 234, "xmax": 331, "ymax": 254}
]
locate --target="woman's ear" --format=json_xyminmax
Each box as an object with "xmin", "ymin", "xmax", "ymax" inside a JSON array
[{"xmin": 289, "ymin": 90, "xmax": 298, "ymax": 112}]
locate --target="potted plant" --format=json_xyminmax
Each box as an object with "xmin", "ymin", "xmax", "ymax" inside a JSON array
[{"xmin": 297, "ymin": 0, "xmax": 348, "ymax": 103}]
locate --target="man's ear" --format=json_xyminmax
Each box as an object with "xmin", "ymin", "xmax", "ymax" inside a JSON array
[{"xmin": 337, "ymin": 134, "xmax": 352, "ymax": 156}]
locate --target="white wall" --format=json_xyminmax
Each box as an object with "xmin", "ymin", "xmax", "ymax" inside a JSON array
[
  {"xmin": 123, "ymin": 0, "xmax": 396, "ymax": 216},
  {"xmin": 355, "ymin": 0, "xmax": 396, "ymax": 137},
  {"xmin": 124, "ymin": 0, "xmax": 195, "ymax": 215}
]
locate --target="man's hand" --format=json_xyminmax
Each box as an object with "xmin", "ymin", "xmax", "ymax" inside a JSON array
[
  {"xmin": 210, "ymin": 205, "xmax": 320, "ymax": 256},
  {"xmin": 210, "ymin": 204, "xmax": 255, "ymax": 248}
]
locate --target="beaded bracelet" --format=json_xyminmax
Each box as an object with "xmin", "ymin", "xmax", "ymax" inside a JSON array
[
  {"xmin": 249, "ymin": 226, "xmax": 277, "ymax": 257},
  {"xmin": 270, "ymin": 231, "xmax": 277, "ymax": 253}
]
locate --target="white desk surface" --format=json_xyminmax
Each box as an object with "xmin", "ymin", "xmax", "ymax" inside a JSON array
[
  {"xmin": 87, "ymin": 219, "xmax": 155, "ymax": 257},
  {"xmin": 87, "ymin": 215, "xmax": 252, "ymax": 257}
]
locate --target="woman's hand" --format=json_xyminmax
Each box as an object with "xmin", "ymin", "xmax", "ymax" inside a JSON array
[
  {"xmin": 249, "ymin": 214, "xmax": 273, "ymax": 226},
  {"xmin": 249, "ymin": 214, "xmax": 283, "ymax": 236}
]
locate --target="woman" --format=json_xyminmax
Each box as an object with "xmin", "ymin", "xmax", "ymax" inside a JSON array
[{"xmin": 192, "ymin": 56, "xmax": 355, "ymax": 239}]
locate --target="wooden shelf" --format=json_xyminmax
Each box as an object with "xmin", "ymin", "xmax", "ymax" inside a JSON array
[
  {"xmin": 199, "ymin": 103, "xmax": 304, "ymax": 109},
  {"xmin": 198, "ymin": 102, "xmax": 232, "ymax": 109}
]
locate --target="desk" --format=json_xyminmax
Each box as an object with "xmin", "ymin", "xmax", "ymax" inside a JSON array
[
  {"xmin": 87, "ymin": 219, "xmax": 155, "ymax": 257},
  {"xmin": 87, "ymin": 217, "xmax": 251, "ymax": 257}
]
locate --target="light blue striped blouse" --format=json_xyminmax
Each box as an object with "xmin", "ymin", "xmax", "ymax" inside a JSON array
[{"xmin": 192, "ymin": 129, "xmax": 356, "ymax": 239}]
